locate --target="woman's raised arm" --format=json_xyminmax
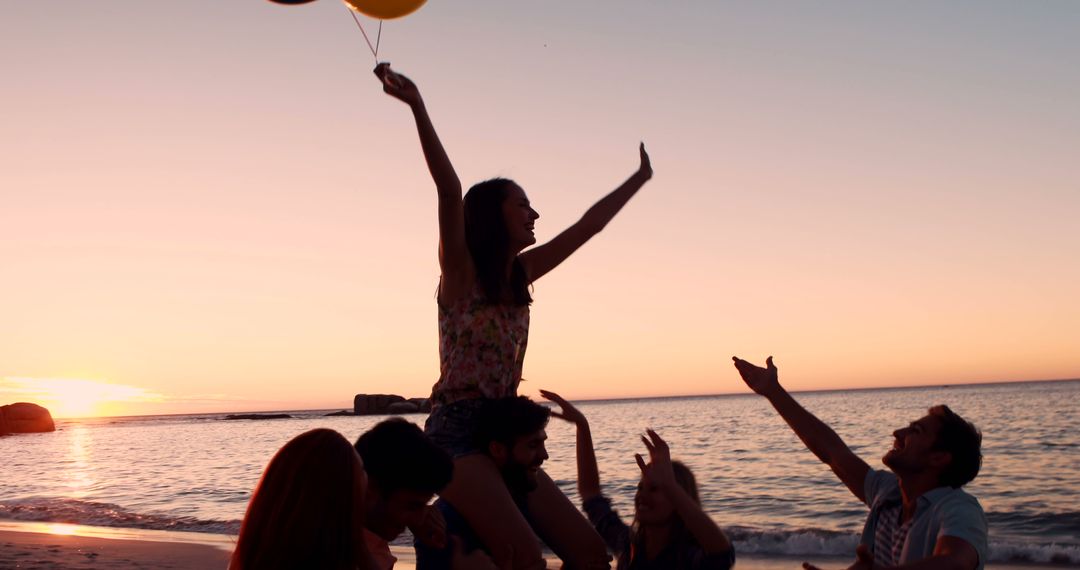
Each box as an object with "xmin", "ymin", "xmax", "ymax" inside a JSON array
[
  {"xmin": 540, "ymin": 390, "xmax": 602, "ymax": 501},
  {"xmin": 520, "ymin": 143, "xmax": 652, "ymax": 283},
  {"xmin": 639, "ymin": 430, "xmax": 732, "ymax": 555},
  {"xmin": 375, "ymin": 64, "xmax": 471, "ymax": 289}
]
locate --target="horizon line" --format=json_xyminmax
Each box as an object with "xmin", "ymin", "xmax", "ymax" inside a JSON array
[{"xmin": 46, "ymin": 376, "xmax": 1080, "ymax": 421}]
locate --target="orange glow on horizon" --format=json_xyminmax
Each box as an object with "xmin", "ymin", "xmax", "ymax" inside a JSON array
[
  {"xmin": 0, "ymin": 377, "xmax": 163, "ymax": 418},
  {"xmin": 2, "ymin": 1, "xmax": 1079, "ymax": 416}
]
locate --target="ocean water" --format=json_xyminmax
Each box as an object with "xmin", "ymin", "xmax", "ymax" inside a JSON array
[{"xmin": 2, "ymin": 380, "xmax": 1078, "ymax": 565}]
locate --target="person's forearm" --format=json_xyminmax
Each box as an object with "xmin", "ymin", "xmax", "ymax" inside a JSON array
[
  {"xmin": 575, "ymin": 421, "xmax": 602, "ymax": 501},
  {"xmin": 410, "ymin": 102, "xmax": 461, "ymax": 196},
  {"xmin": 577, "ymin": 170, "xmax": 649, "ymax": 235},
  {"xmin": 763, "ymin": 387, "xmax": 849, "ymax": 466},
  {"xmin": 665, "ymin": 484, "xmax": 731, "ymax": 553}
]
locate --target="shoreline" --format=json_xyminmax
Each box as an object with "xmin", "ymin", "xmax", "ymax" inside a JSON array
[
  {"xmin": 0, "ymin": 521, "xmax": 231, "ymax": 569},
  {"xmin": 0, "ymin": 521, "xmax": 1067, "ymax": 570}
]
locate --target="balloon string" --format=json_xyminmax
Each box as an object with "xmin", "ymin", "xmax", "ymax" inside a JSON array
[
  {"xmin": 348, "ymin": 7, "xmax": 379, "ymax": 62},
  {"xmin": 375, "ymin": 20, "xmax": 382, "ymax": 59}
]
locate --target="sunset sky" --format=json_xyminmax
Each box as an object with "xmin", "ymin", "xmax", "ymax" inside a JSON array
[{"xmin": 3, "ymin": 1, "xmax": 1078, "ymax": 417}]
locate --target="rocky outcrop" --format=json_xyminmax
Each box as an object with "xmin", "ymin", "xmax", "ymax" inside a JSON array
[
  {"xmin": 0, "ymin": 403, "xmax": 56, "ymax": 435},
  {"xmin": 223, "ymin": 414, "xmax": 292, "ymax": 421},
  {"xmin": 386, "ymin": 401, "xmax": 420, "ymax": 414},
  {"xmin": 353, "ymin": 394, "xmax": 431, "ymax": 415}
]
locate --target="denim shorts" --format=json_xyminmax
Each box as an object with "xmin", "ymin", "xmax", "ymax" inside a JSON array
[{"xmin": 424, "ymin": 398, "xmax": 488, "ymax": 459}]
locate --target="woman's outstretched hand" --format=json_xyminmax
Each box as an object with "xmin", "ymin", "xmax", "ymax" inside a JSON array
[
  {"xmin": 637, "ymin": 142, "xmax": 653, "ymax": 180},
  {"xmin": 539, "ymin": 389, "xmax": 588, "ymax": 427},
  {"xmin": 374, "ymin": 62, "xmax": 422, "ymax": 108},
  {"xmin": 635, "ymin": 428, "xmax": 677, "ymax": 491}
]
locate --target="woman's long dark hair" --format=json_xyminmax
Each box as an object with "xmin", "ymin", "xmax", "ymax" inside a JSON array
[
  {"xmin": 230, "ymin": 429, "xmax": 364, "ymax": 570},
  {"xmin": 463, "ymin": 178, "xmax": 532, "ymax": 306},
  {"xmin": 628, "ymin": 461, "xmax": 701, "ymax": 567}
]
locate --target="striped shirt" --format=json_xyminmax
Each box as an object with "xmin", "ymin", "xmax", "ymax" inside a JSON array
[
  {"xmin": 873, "ymin": 502, "xmax": 913, "ymax": 567},
  {"xmin": 860, "ymin": 469, "xmax": 988, "ymax": 570}
]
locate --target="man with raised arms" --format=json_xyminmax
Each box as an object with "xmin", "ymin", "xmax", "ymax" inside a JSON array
[{"xmin": 732, "ymin": 356, "xmax": 988, "ymax": 570}]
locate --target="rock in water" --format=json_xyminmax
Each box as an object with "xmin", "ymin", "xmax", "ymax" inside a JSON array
[
  {"xmin": 408, "ymin": 397, "xmax": 433, "ymax": 413},
  {"xmin": 0, "ymin": 403, "xmax": 56, "ymax": 434},
  {"xmin": 386, "ymin": 401, "xmax": 420, "ymax": 414},
  {"xmin": 353, "ymin": 394, "xmax": 433, "ymax": 415},
  {"xmin": 354, "ymin": 394, "xmax": 405, "ymax": 415},
  {"xmin": 223, "ymin": 414, "xmax": 293, "ymax": 421}
]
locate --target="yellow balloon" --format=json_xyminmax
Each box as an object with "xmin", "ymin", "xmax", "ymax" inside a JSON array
[{"xmin": 343, "ymin": 0, "xmax": 427, "ymax": 20}]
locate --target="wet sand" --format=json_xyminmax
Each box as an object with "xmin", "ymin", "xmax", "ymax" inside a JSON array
[
  {"xmin": 0, "ymin": 521, "xmax": 1054, "ymax": 569},
  {"xmin": 0, "ymin": 527, "xmax": 230, "ymax": 569}
]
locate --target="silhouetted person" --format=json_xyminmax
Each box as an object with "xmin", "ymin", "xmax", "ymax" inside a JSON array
[
  {"xmin": 733, "ymin": 356, "xmax": 987, "ymax": 570},
  {"xmin": 376, "ymin": 61, "xmax": 652, "ymax": 570},
  {"xmin": 543, "ymin": 390, "xmax": 735, "ymax": 570},
  {"xmin": 415, "ymin": 396, "xmax": 553, "ymax": 570},
  {"xmin": 231, "ymin": 428, "xmax": 373, "ymax": 570}
]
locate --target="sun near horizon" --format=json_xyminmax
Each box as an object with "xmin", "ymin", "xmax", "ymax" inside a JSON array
[
  {"xmin": 3, "ymin": 1, "xmax": 1079, "ymax": 418},
  {"xmin": 0, "ymin": 377, "xmax": 164, "ymax": 419},
  {"xmin": 3, "ymin": 375, "xmax": 1077, "ymax": 420}
]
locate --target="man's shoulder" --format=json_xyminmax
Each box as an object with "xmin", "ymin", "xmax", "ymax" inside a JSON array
[
  {"xmin": 923, "ymin": 486, "xmax": 989, "ymax": 567},
  {"xmin": 929, "ymin": 486, "xmax": 986, "ymax": 515},
  {"xmin": 864, "ymin": 469, "xmax": 900, "ymax": 507},
  {"xmin": 866, "ymin": 468, "xmax": 898, "ymax": 485}
]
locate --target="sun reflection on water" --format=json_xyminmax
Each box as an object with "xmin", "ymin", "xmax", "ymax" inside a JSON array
[
  {"xmin": 45, "ymin": 523, "xmax": 78, "ymax": 536},
  {"xmin": 64, "ymin": 425, "xmax": 94, "ymax": 498}
]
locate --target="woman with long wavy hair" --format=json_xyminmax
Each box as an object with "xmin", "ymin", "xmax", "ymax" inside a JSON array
[
  {"xmin": 230, "ymin": 428, "xmax": 371, "ymax": 570},
  {"xmin": 375, "ymin": 62, "xmax": 652, "ymax": 570}
]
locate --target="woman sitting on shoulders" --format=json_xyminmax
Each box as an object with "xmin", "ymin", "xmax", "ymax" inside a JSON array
[
  {"xmin": 542, "ymin": 391, "xmax": 735, "ymax": 570},
  {"xmin": 376, "ymin": 62, "xmax": 652, "ymax": 570}
]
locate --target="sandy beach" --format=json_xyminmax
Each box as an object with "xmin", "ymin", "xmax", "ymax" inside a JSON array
[
  {"xmin": 0, "ymin": 520, "xmax": 1055, "ymax": 570},
  {"xmin": 0, "ymin": 524, "xmax": 230, "ymax": 569}
]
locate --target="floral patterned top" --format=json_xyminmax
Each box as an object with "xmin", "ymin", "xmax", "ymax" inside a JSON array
[{"xmin": 431, "ymin": 286, "xmax": 530, "ymax": 406}]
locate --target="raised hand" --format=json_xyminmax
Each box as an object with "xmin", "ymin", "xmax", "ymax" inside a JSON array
[
  {"xmin": 637, "ymin": 142, "xmax": 653, "ymax": 180},
  {"xmin": 635, "ymin": 428, "xmax": 677, "ymax": 491},
  {"xmin": 539, "ymin": 389, "xmax": 587, "ymax": 427},
  {"xmin": 732, "ymin": 355, "xmax": 781, "ymax": 397},
  {"xmin": 635, "ymin": 429, "xmax": 734, "ymax": 555},
  {"xmin": 374, "ymin": 62, "xmax": 422, "ymax": 108}
]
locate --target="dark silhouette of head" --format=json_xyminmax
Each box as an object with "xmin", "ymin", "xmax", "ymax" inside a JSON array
[
  {"xmin": 231, "ymin": 428, "xmax": 365, "ymax": 570},
  {"xmin": 474, "ymin": 396, "xmax": 551, "ymax": 492},
  {"xmin": 473, "ymin": 396, "xmax": 550, "ymax": 450},
  {"xmin": 463, "ymin": 178, "xmax": 534, "ymax": 306},
  {"xmin": 672, "ymin": 461, "xmax": 700, "ymax": 503},
  {"xmin": 883, "ymin": 405, "xmax": 982, "ymax": 489},
  {"xmin": 355, "ymin": 418, "xmax": 453, "ymax": 540},
  {"xmin": 929, "ymin": 405, "xmax": 982, "ymax": 488},
  {"xmin": 629, "ymin": 460, "xmax": 701, "ymax": 565}
]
